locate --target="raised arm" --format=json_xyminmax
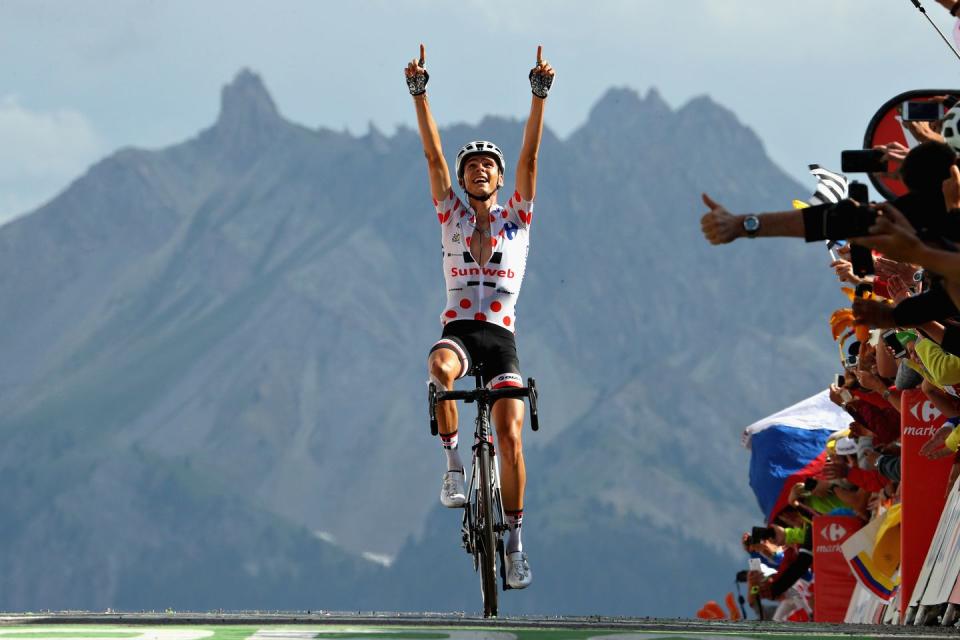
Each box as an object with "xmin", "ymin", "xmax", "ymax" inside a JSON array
[
  {"xmin": 700, "ymin": 194, "xmax": 806, "ymax": 244},
  {"xmin": 406, "ymin": 44, "xmax": 451, "ymax": 201},
  {"xmin": 516, "ymin": 45, "xmax": 555, "ymax": 202}
]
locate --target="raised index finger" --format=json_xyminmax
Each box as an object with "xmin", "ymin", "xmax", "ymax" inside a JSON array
[
  {"xmin": 419, "ymin": 43, "xmax": 426, "ymax": 67},
  {"xmin": 536, "ymin": 45, "xmax": 543, "ymax": 65}
]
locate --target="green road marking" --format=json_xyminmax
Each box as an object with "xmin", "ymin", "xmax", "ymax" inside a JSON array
[{"xmin": 205, "ymin": 629, "xmax": 258, "ymax": 640}]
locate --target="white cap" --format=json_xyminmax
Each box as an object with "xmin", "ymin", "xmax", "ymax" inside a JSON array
[{"xmin": 835, "ymin": 437, "xmax": 858, "ymax": 456}]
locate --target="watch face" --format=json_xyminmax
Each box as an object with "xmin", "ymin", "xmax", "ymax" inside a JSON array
[{"xmin": 744, "ymin": 216, "xmax": 760, "ymax": 232}]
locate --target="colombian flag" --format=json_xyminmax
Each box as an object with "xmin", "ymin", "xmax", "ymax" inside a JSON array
[{"xmin": 843, "ymin": 505, "xmax": 902, "ymax": 601}]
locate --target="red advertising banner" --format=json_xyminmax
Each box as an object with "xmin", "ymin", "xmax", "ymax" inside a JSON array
[
  {"xmin": 813, "ymin": 515, "xmax": 862, "ymax": 622},
  {"xmin": 900, "ymin": 389, "xmax": 953, "ymax": 620}
]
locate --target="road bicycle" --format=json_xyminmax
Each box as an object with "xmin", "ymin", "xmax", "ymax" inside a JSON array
[{"xmin": 428, "ymin": 365, "xmax": 539, "ymax": 618}]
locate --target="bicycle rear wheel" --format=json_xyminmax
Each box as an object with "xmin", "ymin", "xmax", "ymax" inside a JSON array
[{"xmin": 477, "ymin": 438, "xmax": 499, "ymax": 617}]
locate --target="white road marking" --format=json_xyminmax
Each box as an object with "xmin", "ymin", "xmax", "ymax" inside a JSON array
[{"xmin": 0, "ymin": 629, "xmax": 213, "ymax": 640}]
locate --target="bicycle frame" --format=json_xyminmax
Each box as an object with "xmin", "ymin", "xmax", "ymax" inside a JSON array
[{"xmin": 462, "ymin": 382, "xmax": 506, "ymax": 553}]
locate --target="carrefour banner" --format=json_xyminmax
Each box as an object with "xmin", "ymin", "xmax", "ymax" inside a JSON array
[
  {"xmin": 813, "ymin": 515, "xmax": 862, "ymax": 623},
  {"xmin": 900, "ymin": 389, "xmax": 953, "ymax": 619}
]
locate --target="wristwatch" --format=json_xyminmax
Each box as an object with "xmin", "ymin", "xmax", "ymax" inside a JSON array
[{"xmin": 743, "ymin": 215, "xmax": 760, "ymax": 238}]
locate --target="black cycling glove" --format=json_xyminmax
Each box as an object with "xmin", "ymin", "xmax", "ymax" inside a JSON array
[
  {"xmin": 529, "ymin": 70, "xmax": 553, "ymax": 99},
  {"xmin": 407, "ymin": 70, "xmax": 429, "ymax": 96}
]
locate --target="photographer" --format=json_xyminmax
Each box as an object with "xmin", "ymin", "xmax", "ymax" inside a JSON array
[
  {"xmin": 829, "ymin": 348, "xmax": 901, "ymax": 443},
  {"xmin": 747, "ymin": 509, "xmax": 814, "ymax": 607},
  {"xmin": 823, "ymin": 434, "xmax": 888, "ymax": 496}
]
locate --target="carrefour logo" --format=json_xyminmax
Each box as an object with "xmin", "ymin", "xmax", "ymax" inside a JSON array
[
  {"xmin": 821, "ymin": 522, "xmax": 847, "ymax": 542},
  {"xmin": 910, "ymin": 399, "xmax": 943, "ymax": 423}
]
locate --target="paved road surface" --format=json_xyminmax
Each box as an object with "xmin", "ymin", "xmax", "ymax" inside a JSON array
[{"xmin": 0, "ymin": 612, "xmax": 955, "ymax": 639}]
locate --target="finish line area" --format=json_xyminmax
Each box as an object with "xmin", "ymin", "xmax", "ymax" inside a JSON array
[{"xmin": 0, "ymin": 614, "xmax": 955, "ymax": 640}]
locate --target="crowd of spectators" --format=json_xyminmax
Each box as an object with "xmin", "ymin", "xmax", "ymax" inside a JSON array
[
  {"xmin": 709, "ymin": 145, "xmax": 960, "ymax": 618},
  {"xmin": 713, "ymin": 146, "xmax": 960, "ymax": 619},
  {"xmin": 698, "ymin": 0, "xmax": 960, "ymax": 621}
]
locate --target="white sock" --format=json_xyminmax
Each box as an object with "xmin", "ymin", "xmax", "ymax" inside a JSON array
[
  {"xmin": 440, "ymin": 430, "xmax": 463, "ymax": 472},
  {"xmin": 506, "ymin": 510, "xmax": 523, "ymax": 553}
]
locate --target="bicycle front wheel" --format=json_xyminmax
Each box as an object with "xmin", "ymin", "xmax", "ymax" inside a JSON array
[{"xmin": 477, "ymin": 438, "xmax": 499, "ymax": 618}]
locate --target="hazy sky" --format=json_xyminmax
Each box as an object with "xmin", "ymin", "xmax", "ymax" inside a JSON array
[{"xmin": 1, "ymin": 0, "xmax": 958, "ymax": 224}]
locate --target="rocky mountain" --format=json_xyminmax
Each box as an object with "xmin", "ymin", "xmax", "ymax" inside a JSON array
[{"xmin": 0, "ymin": 70, "xmax": 842, "ymax": 615}]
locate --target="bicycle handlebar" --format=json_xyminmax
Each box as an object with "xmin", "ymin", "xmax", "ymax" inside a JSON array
[
  {"xmin": 430, "ymin": 378, "xmax": 539, "ymax": 434},
  {"xmin": 436, "ymin": 386, "xmax": 531, "ymax": 403}
]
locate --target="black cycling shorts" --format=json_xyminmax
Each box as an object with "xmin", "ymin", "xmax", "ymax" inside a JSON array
[{"xmin": 429, "ymin": 320, "xmax": 521, "ymax": 386}]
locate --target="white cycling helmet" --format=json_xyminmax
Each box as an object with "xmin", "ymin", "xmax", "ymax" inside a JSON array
[
  {"xmin": 943, "ymin": 104, "xmax": 960, "ymax": 154},
  {"xmin": 455, "ymin": 140, "xmax": 506, "ymax": 180}
]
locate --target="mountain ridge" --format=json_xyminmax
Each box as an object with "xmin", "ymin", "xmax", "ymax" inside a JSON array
[{"xmin": 0, "ymin": 68, "xmax": 839, "ymax": 615}]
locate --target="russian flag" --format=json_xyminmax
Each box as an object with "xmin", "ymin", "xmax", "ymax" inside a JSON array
[{"xmin": 742, "ymin": 391, "xmax": 851, "ymax": 522}]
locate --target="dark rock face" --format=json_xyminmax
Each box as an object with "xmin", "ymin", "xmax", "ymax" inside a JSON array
[{"xmin": 0, "ymin": 69, "xmax": 838, "ymax": 615}]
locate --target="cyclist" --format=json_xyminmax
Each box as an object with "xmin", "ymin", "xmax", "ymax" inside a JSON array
[{"xmin": 406, "ymin": 43, "xmax": 554, "ymax": 590}]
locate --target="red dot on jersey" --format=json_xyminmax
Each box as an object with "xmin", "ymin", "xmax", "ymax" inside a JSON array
[
  {"xmin": 490, "ymin": 301, "xmax": 502, "ymax": 312},
  {"xmin": 459, "ymin": 298, "xmax": 471, "ymax": 309},
  {"xmin": 489, "ymin": 238, "xmax": 496, "ymax": 247},
  {"xmin": 475, "ymin": 313, "xmax": 487, "ymax": 322},
  {"xmin": 503, "ymin": 316, "xmax": 511, "ymax": 326},
  {"xmin": 514, "ymin": 190, "xmax": 521, "ymax": 202},
  {"xmin": 445, "ymin": 310, "xmax": 457, "ymax": 318},
  {"xmin": 502, "ymin": 210, "xmax": 509, "ymax": 219},
  {"xmin": 489, "ymin": 214, "xmax": 495, "ymax": 223}
]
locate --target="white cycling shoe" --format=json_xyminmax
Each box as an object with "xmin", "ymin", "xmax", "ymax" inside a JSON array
[
  {"xmin": 505, "ymin": 551, "xmax": 532, "ymax": 589},
  {"xmin": 440, "ymin": 470, "xmax": 466, "ymax": 508}
]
